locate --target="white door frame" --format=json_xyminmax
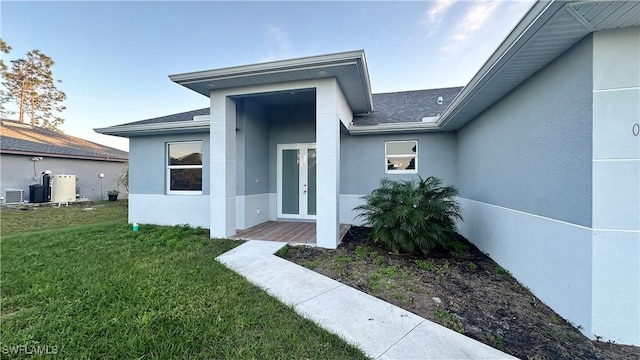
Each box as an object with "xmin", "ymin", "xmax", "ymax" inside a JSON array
[{"xmin": 277, "ymin": 143, "xmax": 316, "ymax": 219}]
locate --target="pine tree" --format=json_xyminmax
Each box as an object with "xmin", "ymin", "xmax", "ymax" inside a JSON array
[
  {"xmin": 0, "ymin": 38, "xmax": 12, "ymax": 118},
  {"xmin": 1, "ymin": 46, "xmax": 66, "ymax": 130}
]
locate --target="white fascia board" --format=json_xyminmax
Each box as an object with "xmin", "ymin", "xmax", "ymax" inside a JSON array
[
  {"xmin": 94, "ymin": 120, "xmax": 210, "ymax": 138},
  {"xmin": 355, "ymin": 51, "xmax": 374, "ymax": 112},
  {"xmin": 348, "ymin": 122, "xmax": 442, "ymax": 135},
  {"xmin": 169, "ymin": 50, "xmax": 366, "ymax": 84},
  {"xmin": 437, "ymin": 0, "xmax": 565, "ymax": 130}
]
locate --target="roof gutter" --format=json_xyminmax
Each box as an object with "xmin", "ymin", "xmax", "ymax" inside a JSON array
[
  {"xmin": 349, "ymin": 121, "xmax": 442, "ymax": 135},
  {"xmin": 170, "ymin": 50, "xmax": 367, "ymax": 84},
  {"xmin": 94, "ymin": 120, "xmax": 210, "ymax": 138},
  {"xmin": 169, "ymin": 50, "xmax": 374, "ymax": 113},
  {"xmin": 437, "ymin": 0, "xmax": 564, "ymax": 130}
]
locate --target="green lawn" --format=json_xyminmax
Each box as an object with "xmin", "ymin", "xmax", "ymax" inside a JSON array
[{"xmin": 0, "ymin": 201, "xmax": 366, "ymax": 359}]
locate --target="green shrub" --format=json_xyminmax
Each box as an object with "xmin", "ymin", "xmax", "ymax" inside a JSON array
[{"xmin": 355, "ymin": 176, "xmax": 463, "ymax": 255}]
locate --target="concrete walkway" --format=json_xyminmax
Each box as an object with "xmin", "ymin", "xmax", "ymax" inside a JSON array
[{"xmin": 216, "ymin": 240, "xmax": 517, "ymax": 360}]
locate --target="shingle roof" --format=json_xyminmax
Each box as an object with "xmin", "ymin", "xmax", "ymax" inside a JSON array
[
  {"xmin": 353, "ymin": 87, "xmax": 463, "ymax": 125},
  {"xmin": 115, "ymin": 87, "xmax": 463, "ymax": 128},
  {"xmin": 0, "ymin": 120, "xmax": 128, "ymax": 161},
  {"xmin": 125, "ymin": 108, "xmax": 210, "ymax": 126}
]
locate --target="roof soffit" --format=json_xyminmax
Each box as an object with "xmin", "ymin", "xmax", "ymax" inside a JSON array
[{"xmin": 439, "ymin": 0, "xmax": 640, "ymax": 130}]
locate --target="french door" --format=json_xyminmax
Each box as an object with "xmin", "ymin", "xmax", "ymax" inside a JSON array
[{"xmin": 277, "ymin": 143, "xmax": 317, "ymax": 219}]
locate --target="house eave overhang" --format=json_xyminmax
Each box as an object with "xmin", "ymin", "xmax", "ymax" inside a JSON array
[
  {"xmin": 94, "ymin": 120, "xmax": 210, "ymax": 138},
  {"xmin": 438, "ymin": 0, "xmax": 640, "ymax": 131},
  {"xmin": 169, "ymin": 50, "xmax": 374, "ymax": 114}
]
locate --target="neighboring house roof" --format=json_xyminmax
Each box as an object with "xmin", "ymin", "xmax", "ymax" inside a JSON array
[{"xmin": 1, "ymin": 119, "xmax": 128, "ymax": 161}]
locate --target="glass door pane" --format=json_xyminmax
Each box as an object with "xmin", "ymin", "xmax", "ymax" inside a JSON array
[
  {"xmin": 307, "ymin": 148, "xmax": 316, "ymax": 215},
  {"xmin": 282, "ymin": 149, "xmax": 300, "ymax": 215}
]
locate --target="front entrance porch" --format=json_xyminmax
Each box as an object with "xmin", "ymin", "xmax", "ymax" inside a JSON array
[{"xmin": 232, "ymin": 221, "xmax": 351, "ymax": 246}]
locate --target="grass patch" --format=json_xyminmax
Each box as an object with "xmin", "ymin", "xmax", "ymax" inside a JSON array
[
  {"xmin": 1, "ymin": 200, "xmax": 128, "ymax": 236},
  {"xmin": 0, "ymin": 204, "xmax": 366, "ymax": 359}
]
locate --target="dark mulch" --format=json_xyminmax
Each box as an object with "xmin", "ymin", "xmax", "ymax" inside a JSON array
[{"xmin": 279, "ymin": 227, "xmax": 640, "ymax": 360}]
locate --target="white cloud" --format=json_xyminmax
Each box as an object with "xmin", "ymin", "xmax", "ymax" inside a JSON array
[
  {"xmin": 421, "ymin": 0, "xmax": 457, "ymax": 35},
  {"xmin": 441, "ymin": 0, "xmax": 502, "ymax": 54},
  {"xmin": 261, "ymin": 25, "xmax": 291, "ymax": 62},
  {"xmin": 428, "ymin": 0, "xmax": 457, "ymax": 22}
]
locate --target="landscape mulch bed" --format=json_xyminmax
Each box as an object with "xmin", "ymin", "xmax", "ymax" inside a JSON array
[{"xmin": 278, "ymin": 227, "xmax": 639, "ymax": 360}]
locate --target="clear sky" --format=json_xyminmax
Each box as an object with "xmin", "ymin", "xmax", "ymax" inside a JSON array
[{"xmin": 1, "ymin": 0, "xmax": 535, "ymax": 151}]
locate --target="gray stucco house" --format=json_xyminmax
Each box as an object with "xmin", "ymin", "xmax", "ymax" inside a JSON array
[
  {"xmin": 96, "ymin": 1, "xmax": 639, "ymax": 346},
  {"xmin": 1, "ymin": 119, "xmax": 128, "ymax": 202}
]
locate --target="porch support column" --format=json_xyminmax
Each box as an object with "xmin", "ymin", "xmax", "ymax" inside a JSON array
[
  {"xmin": 316, "ymin": 79, "xmax": 341, "ymax": 249},
  {"xmin": 210, "ymin": 92, "xmax": 236, "ymax": 238}
]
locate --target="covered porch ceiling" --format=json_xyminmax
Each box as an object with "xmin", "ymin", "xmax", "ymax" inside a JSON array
[
  {"xmin": 236, "ymin": 88, "xmax": 316, "ymax": 108},
  {"xmin": 169, "ymin": 50, "xmax": 373, "ymax": 114}
]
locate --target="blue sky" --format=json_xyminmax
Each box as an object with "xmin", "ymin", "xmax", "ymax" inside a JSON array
[{"xmin": 1, "ymin": 0, "xmax": 534, "ymax": 151}]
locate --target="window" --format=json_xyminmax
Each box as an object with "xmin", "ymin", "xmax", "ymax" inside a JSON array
[
  {"xmin": 167, "ymin": 141, "xmax": 202, "ymax": 194},
  {"xmin": 385, "ymin": 140, "xmax": 418, "ymax": 174}
]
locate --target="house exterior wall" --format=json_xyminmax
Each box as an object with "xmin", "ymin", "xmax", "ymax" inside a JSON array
[
  {"xmin": 591, "ymin": 27, "xmax": 640, "ymax": 345},
  {"xmin": 0, "ymin": 154, "xmax": 126, "ymax": 202},
  {"xmin": 236, "ymin": 98, "xmax": 270, "ymax": 229},
  {"xmin": 455, "ymin": 36, "xmax": 595, "ymax": 336},
  {"xmin": 127, "ymin": 132, "xmax": 210, "ymax": 228},
  {"xmin": 457, "ymin": 36, "xmax": 593, "ymax": 227},
  {"xmin": 339, "ymin": 131, "xmax": 458, "ymax": 225}
]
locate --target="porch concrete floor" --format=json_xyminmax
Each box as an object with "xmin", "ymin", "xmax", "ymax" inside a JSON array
[{"xmin": 231, "ymin": 221, "xmax": 350, "ymax": 246}]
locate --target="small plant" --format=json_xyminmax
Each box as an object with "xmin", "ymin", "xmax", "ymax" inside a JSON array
[
  {"xmin": 107, "ymin": 189, "xmax": 119, "ymax": 196},
  {"xmin": 355, "ymin": 176, "xmax": 463, "ymax": 255},
  {"xmin": 435, "ymin": 307, "xmax": 465, "ymax": 334},
  {"xmin": 486, "ymin": 331, "xmax": 504, "ymax": 350},
  {"xmin": 276, "ymin": 245, "xmax": 292, "ymax": 257},
  {"xmin": 435, "ymin": 260, "xmax": 449, "ymax": 277},
  {"xmin": 355, "ymin": 245, "xmax": 370, "ymax": 260},
  {"xmin": 370, "ymin": 280, "xmax": 380, "ymax": 296},
  {"xmin": 495, "ymin": 266, "xmax": 510, "ymax": 276},
  {"xmin": 448, "ymin": 240, "xmax": 470, "ymax": 258},
  {"xmin": 549, "ymin": 314, "xmax": 561, "ymax": 325},
  {"xmin": 117, "ymin": 162, "xmax": 129, "ymax": 195},
  {"xmin": 467, "ymin": 261, "xmax": 478, "ymax": 270},
  {"xmin": 377, "ymin": 265, "xmax": 398, "ymax": 279},
  {"xmin": 393, "ymin": 292, "xmax": 406, "ymax": 302},
  {"xmin": 373, "ymin": 254, "xmax": 386, "ymax": 265},
  {"xmin": 400, "ymin": 270, "xmax": 409, "ymax": 281},
  {"xmin": 415, "ymin": 259, "xmax": 434, "ymax": 271}
]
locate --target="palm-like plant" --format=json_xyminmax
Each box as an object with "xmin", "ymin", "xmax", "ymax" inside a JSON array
[{"xmin": 355, "ymin": 176, "xmax": 463, "ymax": 255}]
